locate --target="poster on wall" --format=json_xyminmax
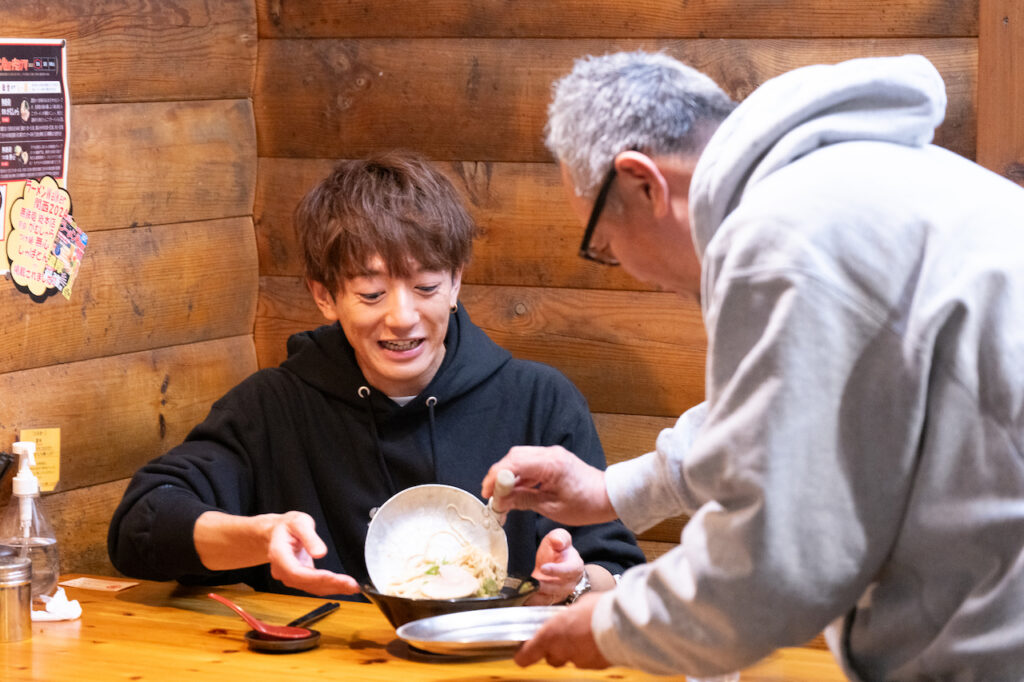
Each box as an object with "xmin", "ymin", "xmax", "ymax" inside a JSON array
[{"xmin": 0, "ymin": 37, "xmax": 84, "ymax": 302}]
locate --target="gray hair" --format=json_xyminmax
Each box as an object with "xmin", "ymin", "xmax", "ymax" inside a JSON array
[{"xmin": 545, "ymin": 50, "xmax": 737, "ymax": 198}]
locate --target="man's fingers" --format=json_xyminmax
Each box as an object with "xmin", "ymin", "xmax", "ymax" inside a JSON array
[
  {"xmin": 514, "ymin": 611, "xmax": 569, "ymax": 667},
  {"xmin": 268, "ymin": 531, "xmax": 308, "ymax": 570},
  {"xmin": 302, "ymin": 570, "xmax": 361, "ymax": 596},
  {"xmin": 286, "ymin": 513, "xmax": 328, "ymax": 558},
  {"xmin": 267, "ymin": 512, "xmax": 348, "ymax": 594},
  {"xmin": 514, "ymin": 593, "xmax": 607, "ymax": 669},
  {"xmin": 514, "ymin": 637, "xmax": 545, "ymax": 667},
  {"xmin": 497, "ymin": 487, "xmax": 544, "ymax": 513},
  {"xmin": 538, "ymin": 562, "xmax": 582, "ymax": 579},
  {"xmin": 483, "ymin": 446, "xmax": 570, "ymax": 498},
  {"xmin": 546, "ymin": 653, "xmax": 568, "ymax": 668},
  {"xmin": 276, "ymin": 564, "xmax": 361, "ymax": 596},
  {"xmin": 545, "ymin": 527, "xmax": 572, "ymax": 550}
]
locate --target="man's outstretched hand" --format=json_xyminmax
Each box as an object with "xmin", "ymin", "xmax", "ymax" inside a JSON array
[{"xmin": 482, "ymin": 445, "xmax": 617, "ymax": 526}]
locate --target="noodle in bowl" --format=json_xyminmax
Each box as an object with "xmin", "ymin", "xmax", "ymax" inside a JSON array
[{"xmin": 386, "ymin": 534, "xmax": 507, "ymax": 599}]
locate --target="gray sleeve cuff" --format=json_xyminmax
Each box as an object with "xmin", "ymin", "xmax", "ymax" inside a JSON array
[
  {"xmin": 606, "ymin": 453, "xmax": 685, "ymax": 534},
  {"xmin": 606, "ymin": 402, "xmax": 707, "ymax": 534}
]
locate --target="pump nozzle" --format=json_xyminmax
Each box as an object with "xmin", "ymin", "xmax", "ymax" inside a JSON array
[
  {"xmin": 12, "ymin": 441, "xmax": 38, "ymax": 496},
  {"xmin": 11, "ymin": 442, "xmax": 38, "ymax": 547}
]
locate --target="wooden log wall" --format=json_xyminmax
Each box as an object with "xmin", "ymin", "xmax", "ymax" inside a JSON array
[
  {"xmin": 2, "ymin": 0, "xmax": 1022, "ymax": 582},
  {"xmin": 0, "ymin": 2, "xmax": 259, "ymax": 575},
  {"xmin": 252, "ymin": 0, "xmax": 996, "ymax": 563},
  {"xmin": 978, "ymin": 0, "xmax": 1024, "ymax": 183}
]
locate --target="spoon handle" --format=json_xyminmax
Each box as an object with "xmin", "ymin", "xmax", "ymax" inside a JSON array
[
  {"xmin": 489, "ymin": 468, "xmax": 517, "ymax": 520},
  {"xmin": 208, "ymin": 592, "xmax": 264, "ymax": 632}
]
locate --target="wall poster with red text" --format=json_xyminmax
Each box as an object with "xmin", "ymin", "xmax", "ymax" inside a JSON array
[{"xmin": 1, "ymin": 38, "xmax": 79, "ymax": 301}]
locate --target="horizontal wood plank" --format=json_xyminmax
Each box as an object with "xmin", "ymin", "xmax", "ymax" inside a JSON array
[
  {"xmin": 255, "ymin": 38, "xmax": 975, "ymax": 161},
  {"xmin": 596, "ymin": 413, "xmax": 679, "ymax": 465},
  {"xmin": 637, "ymin": 539, "xmax": 677, "ymax": 562},
  {"xmin": 638, "ymin": 517, "xmax": 688, "ymax": 545},
  {"xmin": 38, "ymin": 478, "xmax": 130, "ymax": 576},
  {"xmin": 255, "ymin": 157, "xmax": 653, "ymax": 291},
  {"xmin": 256, "ymin": 277, "xmax": 706, "ymax": 417},
  {"xmin": 0, "ymin": 336, "xmax": 257, "ymax": 494},
  {"xmin": 255, "ymin": 274, "xmax": 324, "ymax": 334},
  {"xmin": 4, "ymin": 0, "xmax": 256, "ymax": 103},
  {"xmin": 70, "ymin": 100, "xmax": 257, "ymax": 231},
  {"xmin": 461, "ymin": 285, "xmax": 706, "ymax": 417},
  {"xmin": 0, "ymin": 217, "xmax": 258, "ymax": 374},
  {"xmin": 257, "ymin": 0, "xmax": 977, "ymax": 39}
]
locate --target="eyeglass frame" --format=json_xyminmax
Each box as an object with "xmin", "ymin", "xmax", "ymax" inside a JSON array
[{"xmin": 578, "ymin": 149, "xmax": 637, "ymax": 265}]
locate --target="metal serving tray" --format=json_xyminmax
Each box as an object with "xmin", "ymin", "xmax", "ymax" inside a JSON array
[{"xmin": 395, "ymin": 605, "xmax": 566, "ymax": 656}]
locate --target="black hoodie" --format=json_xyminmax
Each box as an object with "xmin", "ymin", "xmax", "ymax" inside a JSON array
[{"xmin": 108, "ymin": 307, "xmax": 644, "ymax": 598}]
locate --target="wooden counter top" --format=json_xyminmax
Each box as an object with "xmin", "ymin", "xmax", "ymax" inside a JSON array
[{"xmin": 0, "ymin": 576, "xmax": 846, "ymax": 681}]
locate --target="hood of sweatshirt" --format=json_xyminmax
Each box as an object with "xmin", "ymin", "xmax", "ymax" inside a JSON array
[
  {"xmin": 689, "ymin": 54, "xmax": 948, "ymax": 259},
  {"xmin": 279, "ymin": 305, "xmax": 512, "ymax": 413}
]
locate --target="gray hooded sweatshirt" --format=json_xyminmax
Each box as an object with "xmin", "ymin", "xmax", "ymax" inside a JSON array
[{"xmin": 595, "ymin": 55, "xmax": 1024, "ymax": 680}]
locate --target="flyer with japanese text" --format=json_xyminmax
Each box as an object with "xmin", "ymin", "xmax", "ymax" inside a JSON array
[{"xmin": 1, "ymin": 37, "xmax": 81, "ymax": 301}]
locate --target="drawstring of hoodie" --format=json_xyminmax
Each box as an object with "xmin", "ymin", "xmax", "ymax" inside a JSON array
[
  {"xmin": 358, "ymin": 387, "xmax": 441, "ymax": 494},
  {"xmin": 425, "ymin": 396, "xmax": 439, "ymax": 477},
  {"xmin": 359, "ymin": 385, "xmax": 397, "ymax": 496}
]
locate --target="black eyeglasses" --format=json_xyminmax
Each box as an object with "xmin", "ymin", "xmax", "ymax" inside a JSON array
[{"xmin": 578, "ymin": 164, "xmax": 620, "ymax": 266}]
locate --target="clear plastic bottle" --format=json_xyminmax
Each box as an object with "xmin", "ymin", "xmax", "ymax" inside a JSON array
[{"xmin": 0, "ymin": 441, "xmax": 61, "ymax": 598}]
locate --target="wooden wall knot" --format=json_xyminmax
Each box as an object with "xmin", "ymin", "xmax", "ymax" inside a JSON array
[
  {"xmin": 450, "ymin": 161, "xmax": 494, "ymax": 208},
  {"xmin": 268, "ymin": 0, "xmax": 283, "ymax": 25}
]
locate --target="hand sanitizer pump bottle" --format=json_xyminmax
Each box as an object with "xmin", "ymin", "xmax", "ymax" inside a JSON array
[{"xmin": 0, "ymin": 441, "xmax": 61, "ymax": 598}]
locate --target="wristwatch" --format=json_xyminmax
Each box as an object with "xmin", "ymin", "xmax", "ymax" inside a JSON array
[{"xmin": 565, "ymin": 568, "xmax": 592, "ymax": 604}]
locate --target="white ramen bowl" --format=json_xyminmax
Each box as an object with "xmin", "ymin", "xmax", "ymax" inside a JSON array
[{"xmin": 364, "ymin": 484, "xmax": 509, "ymax": 594}]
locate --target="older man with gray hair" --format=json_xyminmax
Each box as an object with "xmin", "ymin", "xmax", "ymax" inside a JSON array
[{"xmin": 483, "ymin": 50, "xmax": 1024, "ymax": 680}]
